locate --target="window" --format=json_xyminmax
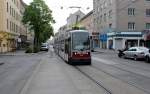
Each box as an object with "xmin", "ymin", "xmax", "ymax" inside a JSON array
[
  {"xmin": 99, "ymin": 15, "xmax": 102, "ymax": 24},
  {"xmin": 7, "ymin": 19, "xmax": 9, "ymax": 29},
  {"xmin": 13, "ymin": 23, "xmax": 15, "ymax": 32},
  {"xmin": 12, "ymin": 22, "xmax": 13, "ymax": 31},
  {"xmin": 146, "ymin": 9, "xmax": 150, "ymax": 16},
  {"xmin": 104, "ymin": 1, "xmax": 107, "ymax": 8},
  {"xmin": 128, "ymin": 22, "xmax": 135, "ymax": 30},
  {"xmin": 10, "ymin": 21, "xmax": 11, "ymax": 31},
  {"xmin": 10, "ymin": 6, "xmax": 11, "ymax": 15},
  {"xmin": 129, "ymin": 48, "xmax": 137, "ymax": 51},
  {"xmin": 14, "ymin": 10, "xmax": 15, "ymax": 17},
  {"xmin": 109, "ymin": 23, "xmax": 112, "ymax": 28},
  {"xmin": 146, "ymin": 23, "xmax": 150, "ymax": 29},
  {"xmin": 16, "ymin": 25, "xmax": 18, "ymax": 32},
  {"xmin": 109, "ymin": 10, "xmax": 112, "ymax": 18},
  {"xmin": 7, "ymin": 2, "xmax": 9, "ymax": 12},
  {"xmin": 104, "ymin": 13, "xmax": 106, "ymax": 22},
  {"xmin": 12, "ymin": 8, "xmax": 13, "ymax": 16},
  {"xmin": 128, "ymin": 8, "xmax": 135, "ymax": 15}
]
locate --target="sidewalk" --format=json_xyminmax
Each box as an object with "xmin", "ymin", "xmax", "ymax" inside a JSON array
[
  {"xmin": 93, "ymin": 48, "xmax": 118, "ymax": 54},
  {"xmin": 20, "ymin": 54, "xmax": 106, "ymax": 94},
  {"xmin": 0, "ymin": 50, "xmax": 46, "ymax": 56},
  {"xmin": 0, "ymin": 50, "xmax": 26, "ymax": 56}
]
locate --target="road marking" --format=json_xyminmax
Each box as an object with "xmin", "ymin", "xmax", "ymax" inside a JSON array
[{"xmin": 92, "ymin": 57, "xmax": 118, "ymax": 65}]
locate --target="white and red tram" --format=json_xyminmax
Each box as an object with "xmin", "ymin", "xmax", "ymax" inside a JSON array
[{"xmin": 54, "ymin": 29, "xmax": 91, "ymax": 65}]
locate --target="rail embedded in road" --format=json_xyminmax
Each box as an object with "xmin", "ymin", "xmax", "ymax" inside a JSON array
[{"xmin": 74, "ymin": 66, "xmax": 112, "ymax": 94}]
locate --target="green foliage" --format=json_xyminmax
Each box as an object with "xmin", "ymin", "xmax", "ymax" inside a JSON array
[
  {"xmin": 22, "ymin": 0, "xmax": 55, "ymax": 52},
  {"xmin": 25, "ymin": 46, "xmax": 33, "ymax": 53},
  {"xmin": 33, "ymin": 46, "xmax": 40, "ymax": 53}
]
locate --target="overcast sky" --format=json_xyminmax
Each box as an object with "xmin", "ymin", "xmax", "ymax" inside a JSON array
[{"xmin": 23, "ymin": 0, "xmax": 93, "ymax": 33}]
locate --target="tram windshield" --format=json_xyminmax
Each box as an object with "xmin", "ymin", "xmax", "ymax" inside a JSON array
[{"xmin": 72, "ymin": 32, "xmax": 90, "ymax": 51}]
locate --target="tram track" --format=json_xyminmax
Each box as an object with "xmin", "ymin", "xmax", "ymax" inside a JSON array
[
  {"xmin": 57, "ymin": 56, "xmax": 112, "ymax": 94},
  {"xmin": 92, "ymin": 54, "xmax": 150, "ymax": 74},
  {"xmin": 57, "ymin": 54, "xmax": 147, "ymax": 94},
  {"xmin": 74, "ymin": 66, "xmax": 112, "ymax": 94},
  {"xmin": 91, "ymin": 62, "xmax": 150, "ymax": 94}
]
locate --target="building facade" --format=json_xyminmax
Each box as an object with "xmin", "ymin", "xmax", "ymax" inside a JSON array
[
  {"xmin": 93, "ymin": 0, "xmax": 150, "ymax": 49},
  {"xmin": 0, "ymin": 0, "xmax": 27, "ymax": 53},
  {"xmin": 79, "ymin": 11, "xmax": 99, "ymax": 48},
  {"xmin": 19, "ymin": 0, "xmax": 28, "ymax": 49},
  {"xmin": 67, "ymin": 10, "xmax": 85, "ymax": 29},
  {"xmin": 57, "ymin": 10, "xmax": 85, "ymax": 39}
]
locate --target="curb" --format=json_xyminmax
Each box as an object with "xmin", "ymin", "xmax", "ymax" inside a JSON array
[{"xmin": 20, "ymin": 58, "xmax": 43, "ymax": 94}]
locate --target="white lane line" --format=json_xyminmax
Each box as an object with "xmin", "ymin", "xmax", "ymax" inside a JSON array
[{"xmin": 92, "ymin": 57, "xmax": 118, "ymax": 65}]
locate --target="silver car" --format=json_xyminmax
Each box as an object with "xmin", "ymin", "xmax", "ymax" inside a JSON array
[
  {"xmin": 40, "ymin": 43, "xmax": 49, "ymax": 51},
  {"xmin": 123, "ymin": 47, "xmax": 149, "ymax": 60},
  {"xmin": 145, "ymin": 49, "xmax": 150, "ymax": 63}
]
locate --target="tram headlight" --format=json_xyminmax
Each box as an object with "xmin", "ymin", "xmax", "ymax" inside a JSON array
[{"xmin": 73, "ymin": 52, "xmax": 77, "ymax": 55}]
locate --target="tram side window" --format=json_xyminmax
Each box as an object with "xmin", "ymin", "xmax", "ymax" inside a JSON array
[
  {"xmin": 61, "ymin": 40, "xmax": 65, "ymax": 52},
  {"xmin": 65, "ymin": 39, "xmax": 68, "ymax": 53},
  {"xmin": 68, "ymin": 37, "xmax": 71, "ymax": 54}
]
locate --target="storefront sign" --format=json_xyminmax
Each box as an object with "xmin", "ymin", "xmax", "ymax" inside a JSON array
[{"xmin": 100, "ymin": 34, "xmax": 107, "ymax": 41}]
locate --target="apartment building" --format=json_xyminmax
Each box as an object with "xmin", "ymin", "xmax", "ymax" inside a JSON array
[
  {"xmin": 79, "ymin": 11, "xmax": 99, "ymax": 48},
  {"xmin": 67, "ymin": 10, "xmax": 85, "ymax": 29},
  {"xmin": 93, "ymin": 0, "xmax": 150, "ymax": 49},
  {"xmin": 19, "ymin": 0, "xmax": 28, "ymax": 49},
  {"xmin": 0, "ymin": 0, "xmax": 27, "ymax": 53}
]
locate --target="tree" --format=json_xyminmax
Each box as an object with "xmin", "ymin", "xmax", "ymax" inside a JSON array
[{"xmin": 22, "ymin": 0, "xmax": 55, "ymax": 52}]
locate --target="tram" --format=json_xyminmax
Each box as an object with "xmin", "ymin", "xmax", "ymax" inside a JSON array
[{"xmin": 54, "ymin": 29, "xmax": 91, "ymax": 65}]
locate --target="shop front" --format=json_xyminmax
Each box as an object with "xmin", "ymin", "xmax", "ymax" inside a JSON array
[
  {"xmin": 92, "ymin": 32, "xmax": 99, "ymax": 48},
  {"xmin": 0, "ymin": 32, "xmax": 18, "ymax": 53},
  {"xmin": 100, "ymin": 34, "xmax": 107, "ymax": 49},
  {"xmin": 107, "ymin": 31, "xmax": 143, "ymax": 50}
]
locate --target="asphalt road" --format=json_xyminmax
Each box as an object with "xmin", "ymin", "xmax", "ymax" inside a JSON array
[
  {"xmin": 0, "ymin": 50, "xmax": 150, "ymax": 94},
  {"xmin": 91, "ymin": 51, "xmax": 150, "ymax": 93},
  {"xmin": 0, "ymin": 53, "xmax": 44, "ymax": 94}
]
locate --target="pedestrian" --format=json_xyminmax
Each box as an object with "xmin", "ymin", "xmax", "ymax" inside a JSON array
[{"xmin": 49, "ymin": 45, "xmax": 54, "ymax": 57}]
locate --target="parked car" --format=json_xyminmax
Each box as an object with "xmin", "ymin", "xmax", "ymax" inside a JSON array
[
  {"xmin": 145, "ymin": 49, "xmax": 150, "ymax": 63},
  {"xmin": 123, "ymin": 47, "xmax": 149, "ymax": 60},
  {"xmin": 40, "ymin": 43, "xmax": 49, "ymax": 51}
]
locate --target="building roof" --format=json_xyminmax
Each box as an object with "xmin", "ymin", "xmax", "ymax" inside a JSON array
[
  {"xmin": 80, "ymin": 10, "xmax": 93, "ymax": 21},
  {"xmin": 67, "ymin": 10, "xmax": 85, "ymax": 20}
]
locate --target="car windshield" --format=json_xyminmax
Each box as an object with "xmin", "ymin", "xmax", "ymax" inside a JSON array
[{"xmin": 41, "ymin": 43, "xmax": 47, "ymax": 47}]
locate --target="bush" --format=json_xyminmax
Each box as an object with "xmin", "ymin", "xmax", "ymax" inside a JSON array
[
  {"xmin": 33, "ymin": 46, "xmax": 40, "ymax": 53},
  {"xmin": 25, "ymin": 46, "xmax": 33, "ymax": 53}
]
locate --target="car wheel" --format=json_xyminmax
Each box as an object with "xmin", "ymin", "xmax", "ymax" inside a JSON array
[
  {"xmin": 134, "ymin": 55, "xmax": 138, "ymax": 61},
  {"xmin": 145, "ymin": 56, "xmax": 150, "ymax": 63}
]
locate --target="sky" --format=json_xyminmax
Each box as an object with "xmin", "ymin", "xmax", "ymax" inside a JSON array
[{"xmin": 23, "ymin": 0, "xmax": 93, "ymax": 33}]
